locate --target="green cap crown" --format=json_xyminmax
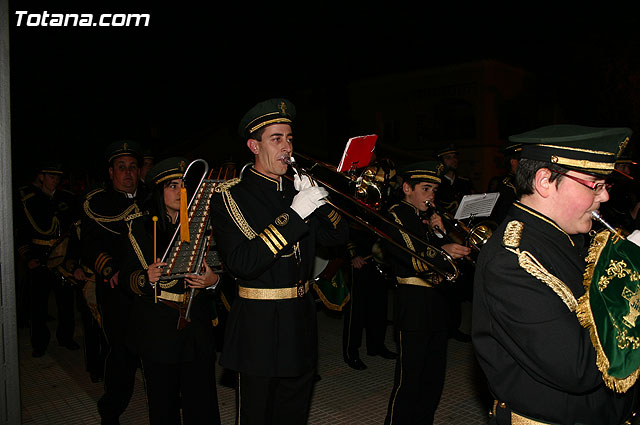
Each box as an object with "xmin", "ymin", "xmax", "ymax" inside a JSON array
[
  {"xmin": 510, "ymin": 124, "xmax": 631, "ymax": 176},
  {"xmin": 435, "ymin": 144, "xmax": 459, "ymax": 159},
  {"xmin": 399, "ymin": 160, "xmax": 444, "ymax": 184},
  {"xmin": 104, "ymin": 140, "xmax": 143, "ymax": 164},
  {"xmin": 238, "ymin": 98, "xmax": 296, "ymax": 139},
  {"xmin": 146, "ymin": 157, "xmax": 188, "ymax": 185},
  {"xmin": 39, "ymin": 160, "xmax": 64, "ymax": 175}
]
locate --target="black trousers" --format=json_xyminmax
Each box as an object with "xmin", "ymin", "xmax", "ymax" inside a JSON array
[
  {"xmin": 79, "ymin": 296, "xmax": 107, "ymax": 379},
  {"xmin": 342, "ymin": 262, "xmax": 389, "ymax": 360},
  {"xmin": 28, "ymin": 266, "xmax": 76, "ymax": 352},
  {"xmin": 142, "ymin": 356, "xmax": 221, "ymax": 425},
  {"xmin": 237, "ymin": 369, "xmax": 315, "ymax": 425},
  {"xmin": 385, "ymin": 328, "xmax": 448, "ymax": 425},
  {"xmin": 97, "ymin": 286, "xmax": 138, "ymax": 423}
]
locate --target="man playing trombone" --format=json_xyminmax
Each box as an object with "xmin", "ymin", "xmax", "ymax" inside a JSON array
[
  {"xmin": 211, "ymin": 98, "xmax": 349, "ymax": 424},
  {"xmin": 472, "ymin": 125, "xmax": 637, "ymax": 424},
  {"xmin": 383, "ymin": 161, "xmax": 471, "ymax": 425}
]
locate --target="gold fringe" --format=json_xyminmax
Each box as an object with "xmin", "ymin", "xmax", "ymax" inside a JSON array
[
  {"xmin": 313, "ymin": 284, "xmax": 350, "ymax": 311},
  {"xmin": 578, "ymin": 229, "xmax": 640, "ymax": 393}
]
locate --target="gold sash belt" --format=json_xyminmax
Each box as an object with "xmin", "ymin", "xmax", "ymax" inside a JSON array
[
  {"xmin": 396, "ymin": 276, "xmax": 434, "ymax": 288},
  {"xmin": 238, "ymin": 282, "xmax": 310, "ymax": 300},
  {"xmin": 32, "ymin": 238, "xmax": 57, "ymax": 247},
  {"xmin": 158, "ymin": 291, "xmax": 188, "ymax": 303}
]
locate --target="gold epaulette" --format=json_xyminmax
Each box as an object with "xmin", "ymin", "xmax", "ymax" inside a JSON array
[
  {"xmin": 21, "ymin": 192, "xmax": 35, "ymax": 202},
  {"xmin": 502, "ymin": 220, "xmax": 578, "ymax": 312},
  {"xmin": 503, "ymin": 220, "xmax": 523, "ymax": 248},
  {"xmin": 85, "ymin": 188, "xmax": 104, "ymax": 200},
  {"xmin": 214, "ymin": 178, "xmax": 241, "ymax": 193}
]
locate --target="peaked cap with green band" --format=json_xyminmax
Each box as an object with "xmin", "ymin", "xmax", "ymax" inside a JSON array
[
  {"xmin": 435, "ymin": 144, "xmax": 459, "ymax": 159},
  {"xmin": 39, "ymin": 160, "xmax": 64, "ymax": 175},
  {"xmin": 238, "ymin": 98, "xmax": 296, "ymax": 139},
  {"xmin": 104, "ymin": 139, "xmax": 144, "ymax": 164},
  {"xmin": 577, "ymin": 229, "xmax": 640, "ymax": 393},
  {"xmin": 510, "ymin": 124, "xmax": 632, "ymax": 176},
  {"xmin": 398, "ymin": 160, "xmax": 444, "ymax": 184},
  {"xmin": 146, "ymin": 157, "xmax": 188, "ymax": 185}
]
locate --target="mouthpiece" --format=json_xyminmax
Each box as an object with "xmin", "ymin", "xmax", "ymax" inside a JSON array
[{"xmin": 591, "ymin": 210, "xmax": 618, "ymax": 234}]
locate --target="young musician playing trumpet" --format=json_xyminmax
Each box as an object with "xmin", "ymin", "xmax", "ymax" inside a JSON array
[
  {"xmin": 382, "ymin": 161, "xmax": 471, "ymax": 425},
  {"xmin": 472, "ymin": 125, "xmax": 637, "ymax": 425},
  {"xmin": 118, "ymin": 157, "xmax": 222, "ymax": 425}
]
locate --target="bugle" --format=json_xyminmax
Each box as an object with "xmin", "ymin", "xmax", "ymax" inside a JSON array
[
  {"xmin": 287, "ymin": 154, "xmax": 460, "ymax": 281},
  {"xmin": 425, "ymin": 200, "xmax": 496, "ymax": 252}
]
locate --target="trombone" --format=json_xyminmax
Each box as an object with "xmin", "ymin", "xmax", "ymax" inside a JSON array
[{"xmin": 287, "ymin": 153, "xmax": 460, "ymax": 281}]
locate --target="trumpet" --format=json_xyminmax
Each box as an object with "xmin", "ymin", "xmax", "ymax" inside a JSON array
[
  {"xmin": 286, "ymin": 154, "xmax": 460, "ymax": 281},
  {"xmin": 591, "ymin": 210, "xmax": 626, "ymax": 240},
  {"xmin": 425, "ymin": 200, "xmax": 496, "ymax": 252}
]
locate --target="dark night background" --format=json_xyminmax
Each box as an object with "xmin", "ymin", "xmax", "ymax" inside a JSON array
[{"xmin": 8, "ymin": 3, "xmax": 640, "ymax": 189}]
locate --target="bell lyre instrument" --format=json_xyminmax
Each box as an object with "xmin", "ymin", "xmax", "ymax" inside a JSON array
[
  {"xmin": 286, "ymin": 153, "xmax": 460, "ymax": 281},
  {"xmin": 157, "ymin": 159, "xmax": 230, "ymax": 328}
]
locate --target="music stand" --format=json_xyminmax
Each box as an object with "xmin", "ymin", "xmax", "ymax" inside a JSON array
[
  {"xmin": 336, "ymin": 134, "xmax": 378, "ymax": 173},
  {"xmin": 453, "ymin": 192, "xmax": 500, "ymax": 221}
]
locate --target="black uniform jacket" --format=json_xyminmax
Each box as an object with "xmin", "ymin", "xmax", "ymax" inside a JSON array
[
  {"xmin": 119, "ymin": 213, "xmax": 217, "ymax": 365},
  {"xmin": 80, "ymin": 186, "xmax": 144, "ymax": 283},
  {"xmin": 472, "ymin": 202, "xmax": 634, "ymax": 425},
  {"xmin": 211, "ymin": 167, "xmax": 349, "ymax": 377},
  {"xmin": 16, "ymin": 184, "xmax": 81, "ymax": 269},
  {"xmin": 489, "ymin": 173, "xmax": 517, "ymax": 226},
  {"xmin": 437, "ymin": 174, "xmax": 474, "ymax": 214},
  {"xmin": 383, "ymin": 200, "xmax": 449, "ymax": 333}
]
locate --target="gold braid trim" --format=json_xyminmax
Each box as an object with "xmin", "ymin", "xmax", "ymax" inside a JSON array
[
  {"xmin": 158, "ymin": 279, "xmax": 178, "ymax": 289},
  {"xmin": 505, "ymin": 246, "xmax": 578, "ymax": 312},
  {"xmin": 214, "ymin": 178, "xmax": 241, "ymax": 193},
  {"xmin": 83, "ymin": 189, "xmax": 141, "ymax": 235},
  {"xmin": 22, "ymin": 200, "xmax": 59, "ymax": 236},
  {"xmin": 389, "ymin": 211, "xmax": 415, "ymax": 251},
  {"xmin": 220, "ymin": 186, "xmax": 257, "ymax": 240},
  {"xmin": 576, "ymin": 229, "xmax": 640, "ymax": 393},
  {"xmin": 126, "ymin": 221, "xmax": 148, "ymax": 270},
  {"xmin": 220, "ymin": 292, "xmax": 231, "ymax": 312}
]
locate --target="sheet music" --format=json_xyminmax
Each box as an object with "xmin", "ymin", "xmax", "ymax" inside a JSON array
[
  {"xmin": 336, "ymin": 134, "xmax": 377, "ymax": 172},
  {"xmin": 454, "ymin": 192, "xmax": 500, "ymax": 220}
]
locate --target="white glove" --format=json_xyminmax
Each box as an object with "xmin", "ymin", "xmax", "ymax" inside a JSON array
[
  {"xmin": 291, "ymin": 186, "xmax": 328, "ymax": 219},
  {"xmin": 293, "ymin": 170, "xmax": 315, "ymax": 191},
  {"xmin": 628, "ymin": 230, "xmax": 640, "ymax": 248}
]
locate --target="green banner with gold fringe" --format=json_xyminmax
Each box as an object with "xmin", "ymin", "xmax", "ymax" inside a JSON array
[
  {"xmin": 577, "ymin": 229, "xmax": 640, "ymax": 393},
  {"xmin": 313, "ymin": 258, "xmax": 350, "ymax": 311}
]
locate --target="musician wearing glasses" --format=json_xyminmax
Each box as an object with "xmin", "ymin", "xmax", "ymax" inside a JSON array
[
  {"xmin": 382, "ymin": 161, "xmax": 471, "ymax": 425},
  {"xmin": 118, "ymin": 157, "xmax": 222, "ymax": 425},
  {"xmin": 472, "ymin": 125, "xmax": 637, "ymax": 425},
  {"xmin": 211, "ymin": 98, "xmax": 349, "ymax": 424}
]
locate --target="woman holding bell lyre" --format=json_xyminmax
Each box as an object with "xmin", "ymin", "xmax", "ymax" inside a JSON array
[{"xmin": 118, "ymin": 156, "xmax": 222, "ymax": 425}]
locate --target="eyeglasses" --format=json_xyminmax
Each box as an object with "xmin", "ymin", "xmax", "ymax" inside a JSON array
[{"xmin": 550, "ymin": 170, "xmax": 611, "ymax": 194}]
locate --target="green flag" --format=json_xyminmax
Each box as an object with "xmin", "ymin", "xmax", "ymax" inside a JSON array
[{"xmin": 578, "ymin": 229, "xmax": 640, "ymax": 393}]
